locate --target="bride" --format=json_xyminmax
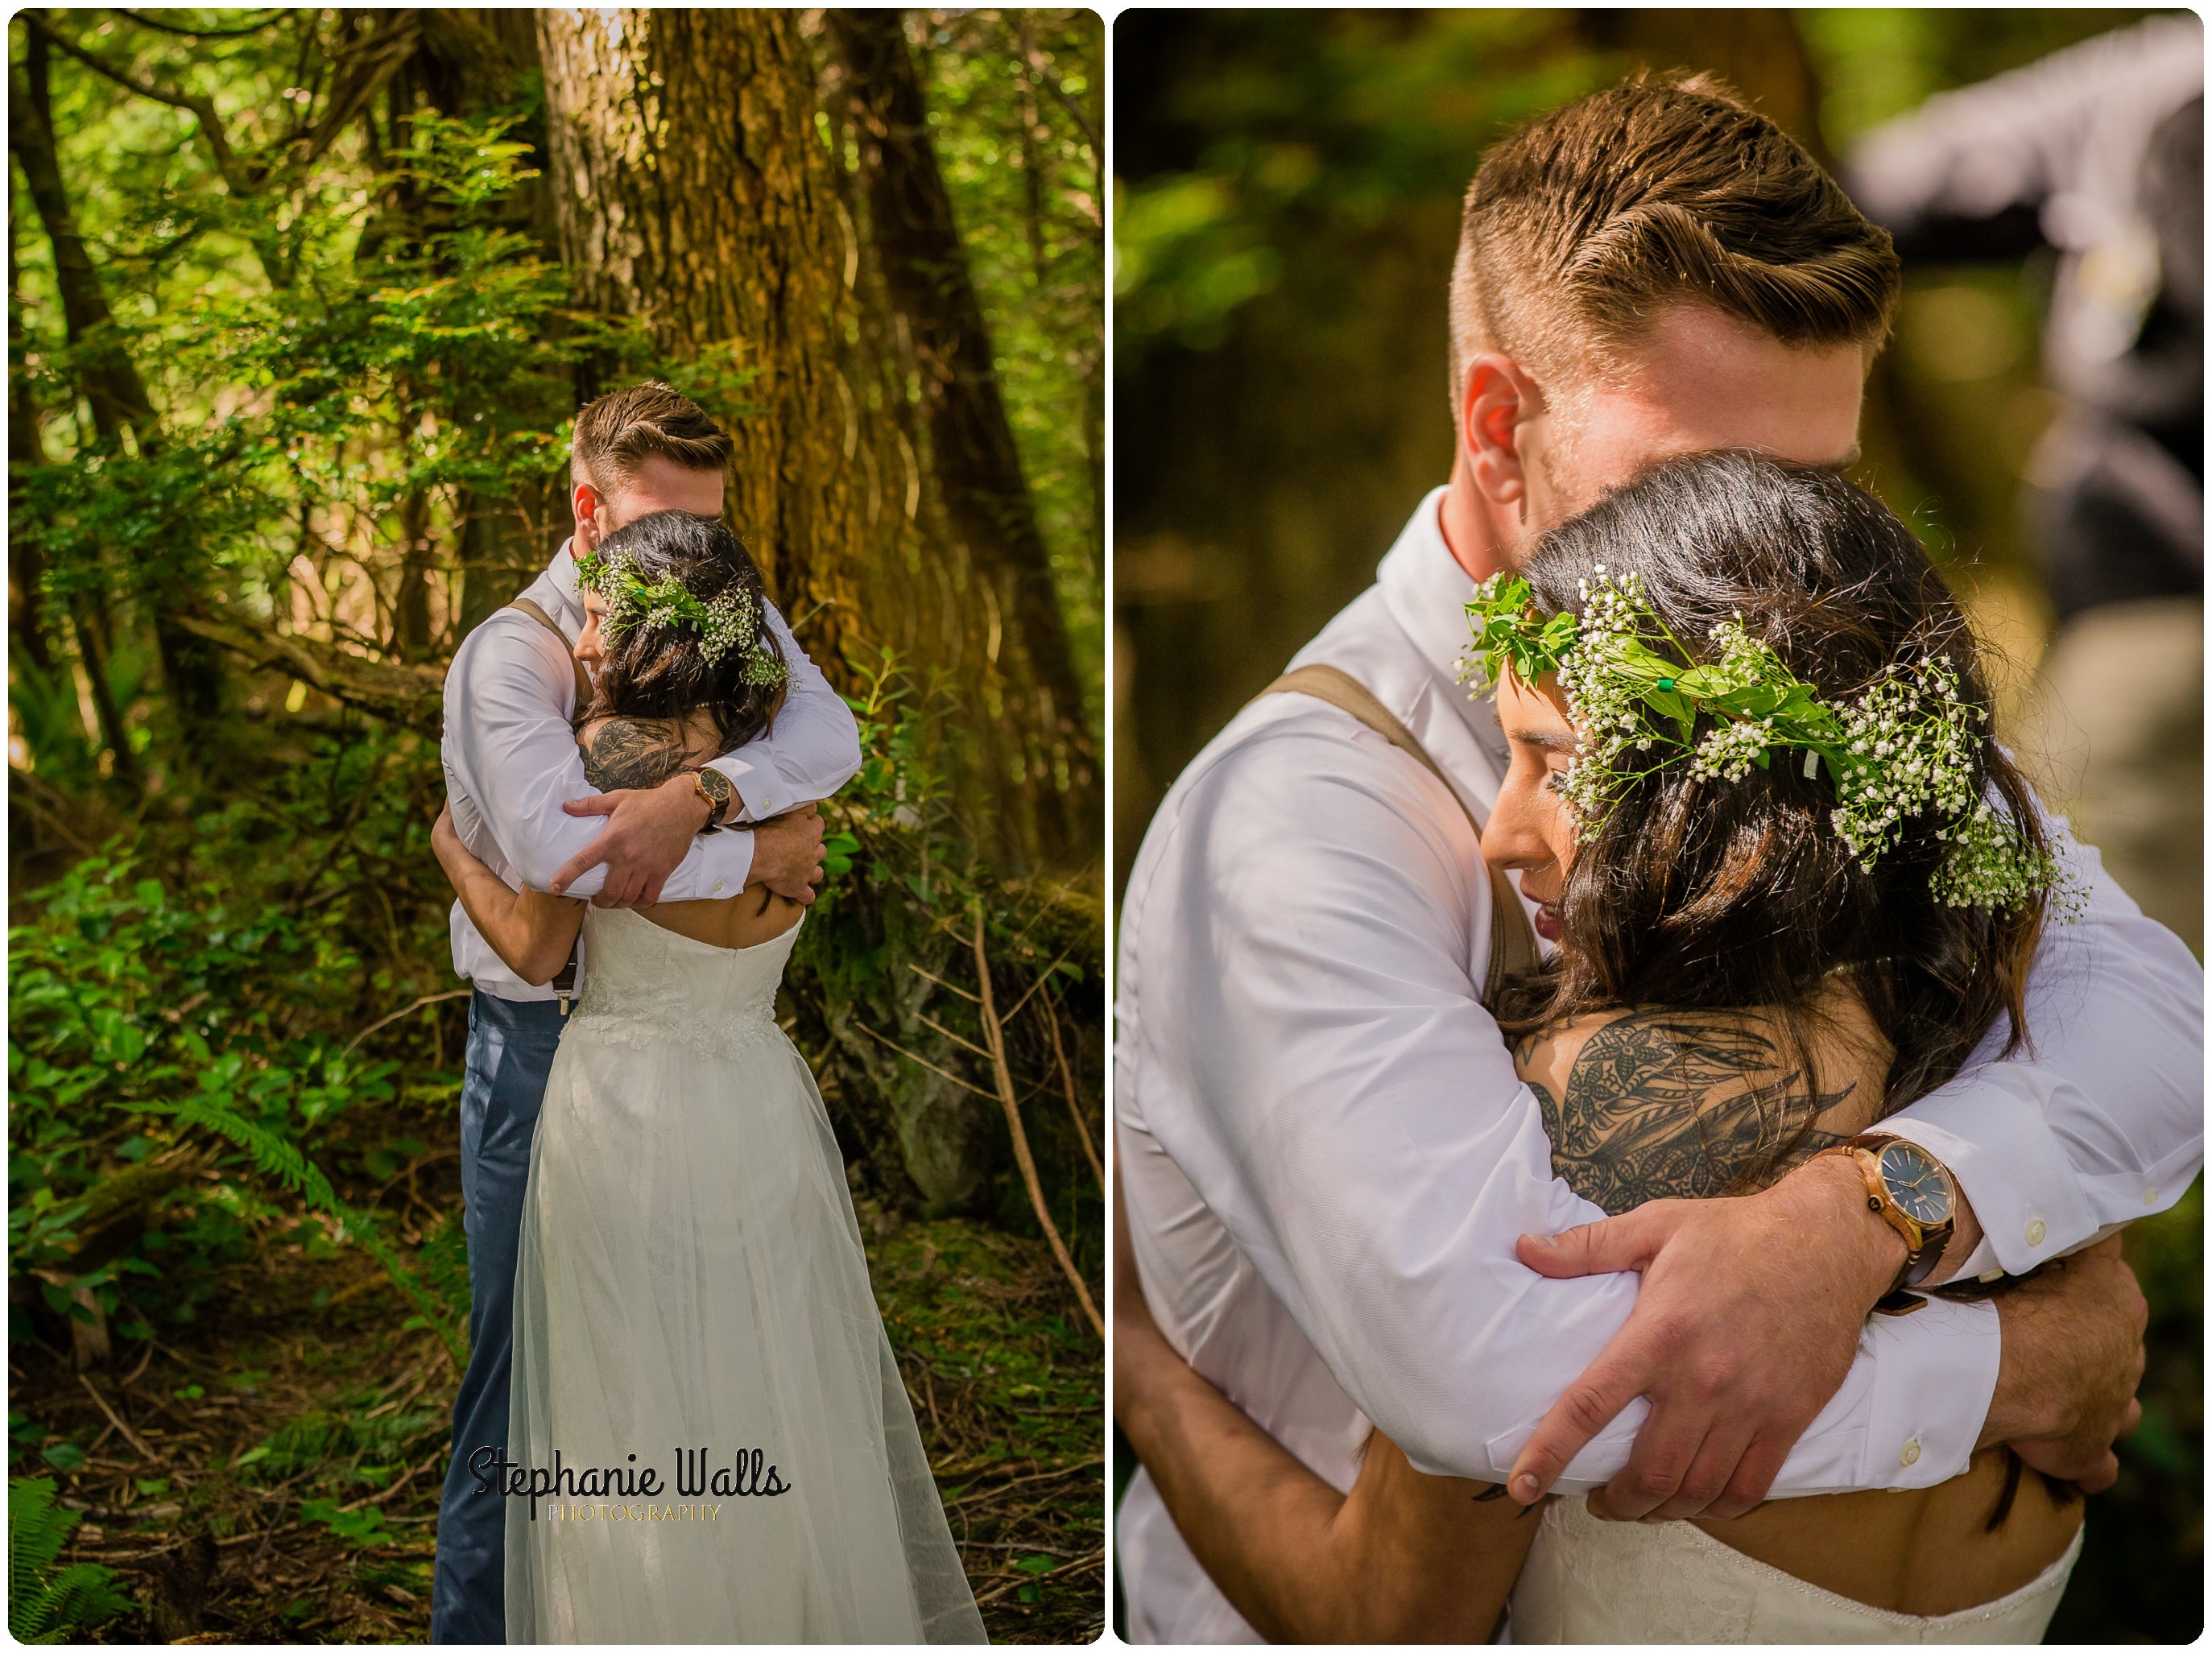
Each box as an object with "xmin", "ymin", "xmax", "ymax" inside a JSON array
[
  {"xmin": 1114, "ymin": 450, "xmax": 2139, "ymax": 1642},
  {"xmin": 431, "ymin": 509, "xmax": 986, "ymax": 1643}
]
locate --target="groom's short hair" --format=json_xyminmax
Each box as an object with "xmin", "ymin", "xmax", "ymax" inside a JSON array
[
  {"xmin": 1449, "ymin": 73, "xmax": 1899, "ymax": 410},
  {"xmin": 571, "ymin": 382, "xmax": 734, "ymax": 491}
]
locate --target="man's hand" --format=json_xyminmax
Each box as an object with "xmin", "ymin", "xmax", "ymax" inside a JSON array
[
  {"xmin": 1981, "ymin": 1234, "xmax": 2146, "ymax": 1493},
  {"xmin": 746, "ymin": 803, "xmax": 827, "ymax": 904},
  {"xmin": 549, "ymin": 772, "xmax": 713, "ymax": 907},
  {"xmin": 1505, "ymin": 1152, "xmax": 1903, "ymax": 1521}
]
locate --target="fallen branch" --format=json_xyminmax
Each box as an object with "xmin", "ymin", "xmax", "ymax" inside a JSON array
[
  {"xmin": 173, "ymin": 613, "xmax": 447, "ymax": 735},
  {"xmin": 906, "ymin": 962, "xmax": 980, "ymax": 1004},
  {"xmin": 970, "ymin": 906, "xmax": 1102, "ymax": 1341},
  {"xmin": 970, "ymin": 1548, "xmax": 1106, "ymax": 1607}
]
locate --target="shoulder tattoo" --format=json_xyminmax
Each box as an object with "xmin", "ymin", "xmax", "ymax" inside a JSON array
[
  {"xmin": 1529, "ymin": 1013, "xmax": 1854, "ymax": 1214},
  {"xmin": 581, "ymin": 718, "xmax": 688, "ymax": 793}
]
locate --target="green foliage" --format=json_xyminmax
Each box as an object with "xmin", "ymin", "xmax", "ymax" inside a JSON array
[
  {"xmin": 8, "ymin": 725, "xmax": 469, "ymax": 1362},
  {"xmin": 919, "ymin": 10, "xmax": 1105, "ymax": 729},
  {"xmin": 787, "ymin": 649, "xmax": 1102, "ymax": 1255},
  {"xmin": 16, "ymin": 108, "xmax": 606, "ymax": 759},
  {"xmin": 9, "ymin": 1477, "xmax": 132, "ymax": 1643},
  {"xmin": 1114, "ymin": 10, "xmax": 1601, "ymax": 349}
]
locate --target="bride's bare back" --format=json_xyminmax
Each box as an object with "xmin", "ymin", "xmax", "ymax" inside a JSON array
[
  {"xmin": 578, "ymin": 713, "xmax": 804, "ymax": 951},
  {"xmin": 1513, "ymin": 993, "xmax": 2082, "ymax": 1615}
]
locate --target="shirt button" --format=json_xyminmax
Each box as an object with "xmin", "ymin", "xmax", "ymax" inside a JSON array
[
  {"xmin": 1900, "ymin": 1438, "xmax": 1921, "ymax": 1468},
  {"xmin": 2144, "ymin": 1188, "xmax": 2160, "ymax": 1207},
  {"xmin": 713, "ymin": 880, "xmax": 726, "ymax": 895},
  {"xmin": 2025, "ymin": 1219, "xmax": 2047, "ymax": 1247}
]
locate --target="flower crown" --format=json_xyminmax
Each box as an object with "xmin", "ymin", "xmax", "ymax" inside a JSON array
[
  {"xmin": 574, "ymin": 550, "xmax": 788, "ymax": 688},
  {"xmin": 1462, "ymin": 568, "xmax": 2061, "ymax": 912}
]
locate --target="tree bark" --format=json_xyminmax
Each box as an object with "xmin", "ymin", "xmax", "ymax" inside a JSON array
[
  {"xmin": 534, "ymin": 6, "xmax": 1091, "ymax": 870},
  {"xmin": 8, "ymin": 219, "xmax": 52, "ymax": 675},
  {"xmin": 829, "ymin": 8, "xmax": 1096, "ymax": 863}
]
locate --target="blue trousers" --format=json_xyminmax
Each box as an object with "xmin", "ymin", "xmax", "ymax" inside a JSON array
[{"xmin": 430, "ymin": 991, "xmax": 564, "ymax": 1644}]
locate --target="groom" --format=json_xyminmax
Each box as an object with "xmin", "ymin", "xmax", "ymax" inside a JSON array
[
  {"xmin": 428, "ymin": 382, "xmax": 860, "ymax": 1643},
  {"xmin": 1116, "ymin": 75, "xmax": 2202, "ymax": 1641}
]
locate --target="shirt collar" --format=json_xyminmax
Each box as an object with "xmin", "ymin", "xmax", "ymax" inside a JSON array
[
  {"xmin": 1377, "ymin": 486, "xmax": 1484, "ymax": 693},
  {"xmin": 512, "ymin": 537, "xmax": 587, "ymax": 644}
]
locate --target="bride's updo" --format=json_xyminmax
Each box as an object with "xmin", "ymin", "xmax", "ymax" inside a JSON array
[
  {"xmin": 1505, "ymin": 448, "xmax": 2052, "ymax": 1118},
  {"xmin": 577, "ymin": 509, "xmax": 788, "ymax": 781}
]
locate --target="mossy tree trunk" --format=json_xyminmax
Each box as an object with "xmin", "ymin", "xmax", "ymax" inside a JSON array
[
  {"xmin": 828, "ymin": 8, "xmax": 1098, "ymax": 864},
  {"xmin": 534, "ymin": 6, "xmax": 1088, "ymax": 873}
]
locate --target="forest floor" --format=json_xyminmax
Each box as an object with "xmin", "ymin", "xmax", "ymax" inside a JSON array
[{"xmin": 13, "ymin": 1111, "xmax": 1105, "ymax": 1644}]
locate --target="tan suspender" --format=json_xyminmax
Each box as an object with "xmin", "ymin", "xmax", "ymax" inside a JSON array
[
  {"xmin": 509, "ymin": 596, "xmax": 593, "ymax": 717},
  {"xmin": 506, "ymin": 596, "xmax": 587, "ymax": 1013},
  {"xmin": 1253, "ymin": 663, "xmax": 1544, "ymax": 1006}
]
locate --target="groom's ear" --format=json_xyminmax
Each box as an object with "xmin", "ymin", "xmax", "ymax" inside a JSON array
[
  {"xmin": 1457, "ymin": 354, "xmax": 1545, "ymax": 512},
  {"xmin": 571, "ymin": 480, "xmax": 603, "ymax": 554}
]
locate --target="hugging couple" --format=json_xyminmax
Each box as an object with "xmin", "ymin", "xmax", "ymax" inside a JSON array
[
  {"xmin": 1114, "ymin": 76, "xmax": 2202, "ymax": 1642},
  {"xmin": 423, "ymin": 384, "xmax": 985, "ymax": 1643}
]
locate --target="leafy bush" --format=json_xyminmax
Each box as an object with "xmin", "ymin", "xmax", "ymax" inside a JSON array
[{"xmin": 7, "ymin": 725, "xmax": 470, "ymax": 1364}]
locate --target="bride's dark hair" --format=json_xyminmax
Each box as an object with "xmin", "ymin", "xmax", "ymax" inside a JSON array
[
  {"xmin": 1498, "ymin": 448, "xmax": 2053, "ymax": 1147},
  {"xmin": 579, "ymin": 510, "xmax": 787, "ymax": 778}
]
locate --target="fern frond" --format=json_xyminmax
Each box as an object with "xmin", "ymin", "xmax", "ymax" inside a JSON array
[
  {"xmin": 159, "ymin": 1096, "xmax": 468, "ymax": 1369},
  {"xmin": 10, "ymin": 1477, "xmax": 131, "ymax": 1643}
]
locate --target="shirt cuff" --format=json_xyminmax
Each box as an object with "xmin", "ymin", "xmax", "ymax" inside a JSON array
[
  {"xmin": 1880, "ymin": 1077, "xmax": 2098, "ymax": 1277},
  {"xmin": 709, "ymin": 749, "xmax": 785, "ymax": 822},
  {"xmin": 655, "ymin": 822, "xmax": 756, "ymax": 901},
  {"xmin": 1859, "ymin": 1296, "xmax": 2002, "ymax": 1489}
]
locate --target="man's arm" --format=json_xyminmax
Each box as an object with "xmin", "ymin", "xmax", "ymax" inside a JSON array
[
  {"xmin": 1883, "ymin": 829, "xmax": 2201, "ymax": 1276},
  {"xmin": 1111, "ymin": 1179, "xmax": 1532, "ymax": 1645},
  {"xmin": 548, "ymin": 602, "xmax": 858, "ymax": 901},
  {"xmin": 1478, "ymin": 817, "xmax": 2193, "ymax": 1518},
  {"xmin": 703, "ymin": 603, "xmax": 862, "ymax": 822},
  {"xmin": 1127, "ymin": 709, "xmax": 1998, "ymax": 1503},
  {"xmin": 444, "ymin": 616, "xmax": 751, "ymax": 904}
]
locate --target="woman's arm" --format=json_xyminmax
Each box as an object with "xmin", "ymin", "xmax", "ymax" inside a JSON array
[
  {"xmin": 1113, "ymin": 1184, "xmax": 1536, "ymax": 1643},
  {"xmin": 432, "ymin": 803, "xmax": 585, "ymax": 986}
]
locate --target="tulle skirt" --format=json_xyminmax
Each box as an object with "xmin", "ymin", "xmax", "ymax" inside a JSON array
[{"xmin": 503, "ymin": 1011, "xmax": 986, "ymax": 1643}]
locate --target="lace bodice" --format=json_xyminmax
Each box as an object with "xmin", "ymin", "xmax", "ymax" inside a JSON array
[{"xmin": 564, "ymin": 906, "xmax": 801, "ymax": 1060}]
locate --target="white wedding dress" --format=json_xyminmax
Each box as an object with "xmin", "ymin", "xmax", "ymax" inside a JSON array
[
  {"xmin": 503, "ymin": 907, "xmax": 986, "ymax": 1643},
  {"xmin": 1504, "ymin": 1494, "xmax": 2082, "ymax": 1643}
]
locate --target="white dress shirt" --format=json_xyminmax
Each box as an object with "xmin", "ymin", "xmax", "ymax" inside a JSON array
[
  {"xmin": 442, "ymin": 542, "xmax": 862, "ymax": 1002},
  {"xmin": 1114, "ymin": 488, "xmax": 2202, "ymax": 1643}
]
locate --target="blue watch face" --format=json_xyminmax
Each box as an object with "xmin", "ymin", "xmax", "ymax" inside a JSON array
[{"xmin": 1879, "ymin": 1142, "xmax": 1952, "ymax": 1226}]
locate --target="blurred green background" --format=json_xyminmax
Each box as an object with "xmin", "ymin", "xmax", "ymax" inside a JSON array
[{"xmin": 1112, "ymin": 9, "xmax": 2198, "ymax": 1643}]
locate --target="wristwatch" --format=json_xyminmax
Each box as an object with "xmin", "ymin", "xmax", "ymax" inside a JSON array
[
  {"xmin": 685, "ymin": 766, "xmax": 735, "ymax": 833},
  {"xmin": 1819, "ymin": 1134, "xmax": 1957, "ymax": 1314}
]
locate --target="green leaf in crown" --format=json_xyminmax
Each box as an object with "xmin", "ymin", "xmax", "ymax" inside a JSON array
[
  {"xmin": 1458, "ymin": 568, "xmax": 2064, "ymax": 913},
  {"xmin": 573, "ymin": 549, "xmax": 788, "ymax": 684}
]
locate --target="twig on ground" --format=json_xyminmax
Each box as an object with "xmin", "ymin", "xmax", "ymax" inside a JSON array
[
  {"xmin": 907, "ymin": 962, "xmax": 980, "ymax": 1004},
  {"xmin": 79, "ymin": 1373, "xmax": 157, "ymax": 1462},
  {"xmin": 969, "ymin": 906, "xmax": 1102, "ymax": 1341},
  {"xmin": 343, "ymin": 989, "xmax": 470, "ymax": 1056},
  {"xmin": 1041, "ymin": 994, "xmax": 1102, "ymax": 1190},
  {"xmin": 854, "ymin": 1021, "xmax": 1002, "ymax": 1102}
]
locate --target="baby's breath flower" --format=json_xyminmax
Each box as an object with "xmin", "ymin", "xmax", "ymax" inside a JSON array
[
  {"xmin": 1462, "ymin": 572, "xmax": 2067, "ymax": 911},
  {"xmin": 577, "ymin": 550, "xmax": 788, "ymax": 687}
]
